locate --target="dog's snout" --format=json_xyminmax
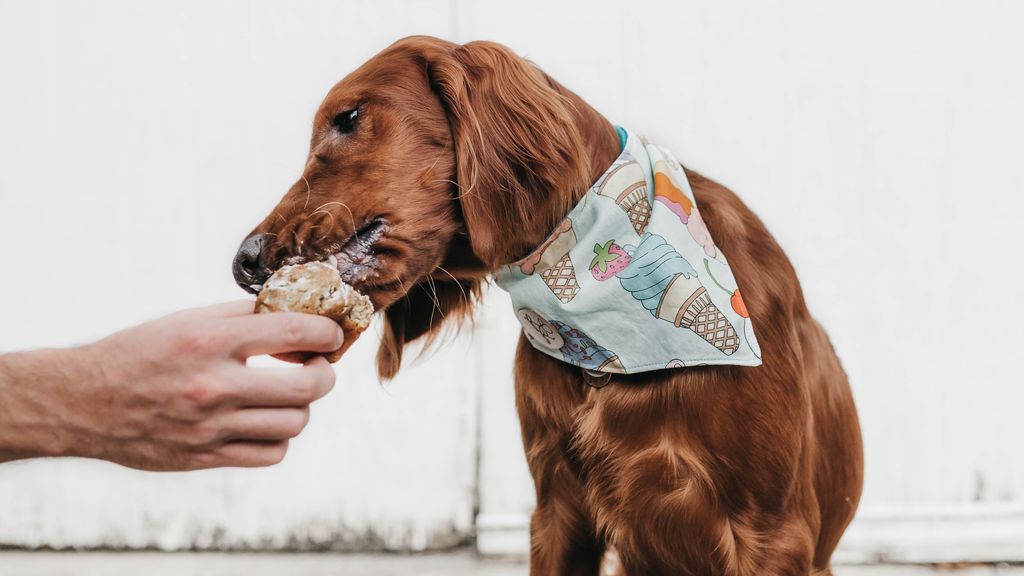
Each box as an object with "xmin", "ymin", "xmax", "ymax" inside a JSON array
[{"xmin": 232, "ymin": 234, "xmax": 268, "ymax": 294}]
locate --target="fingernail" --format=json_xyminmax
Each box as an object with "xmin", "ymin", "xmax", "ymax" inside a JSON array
[{"xmin": 335, "ymin": 327, "xmax": 346, "ymax": 347}]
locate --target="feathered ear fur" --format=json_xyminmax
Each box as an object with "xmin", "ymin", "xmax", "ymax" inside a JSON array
[
  {"xmin": 375, "ymin": 37, "xmax": 593, "ymax": 379},
  {"xmin": 425, "ymin": 39, "xmax": 593, "ymax": 267}
]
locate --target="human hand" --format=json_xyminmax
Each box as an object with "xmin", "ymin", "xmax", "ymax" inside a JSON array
[{"xmin": 0, "ymin": 300, "xmax": 343, "ymax": 470}]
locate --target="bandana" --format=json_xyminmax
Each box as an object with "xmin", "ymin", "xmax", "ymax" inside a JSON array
[{"xmin": 493, "ymin": 127, "xmax": 762, "ymax": 375}]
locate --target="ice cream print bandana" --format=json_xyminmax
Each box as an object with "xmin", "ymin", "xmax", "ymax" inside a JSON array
[{"xmin": 493, "ymin": 127, "xmax": 762, "ymax": 375}]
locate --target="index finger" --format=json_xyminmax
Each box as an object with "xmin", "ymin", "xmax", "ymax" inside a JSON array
[
  {"xmin": 198, "ymin": 299, "xmax": 257, "ymax": 318},
  {"xmin": 168, "ymin": 299, "xmax": 256, "ymax": 323},
  {"xmin": 224, "ymin": 312, "xmax": 344, "ymax": 359},
  {"xmin": 228, "ymin": 356, "xmax": 336, "ymax": 407}
]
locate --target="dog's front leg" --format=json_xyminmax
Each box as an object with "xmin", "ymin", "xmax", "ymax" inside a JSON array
[
  {"xmin": 526, "ymin": 454, "xmax": 604, "ymax": 576},
  {"xmin": 515, "ymin": 339, "xmax": 604, "ymax": 576}
]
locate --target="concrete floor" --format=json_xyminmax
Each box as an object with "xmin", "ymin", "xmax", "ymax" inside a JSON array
[{"xmin": 0, "ymin": 552, "xmax": 1022, "ymax": 576}]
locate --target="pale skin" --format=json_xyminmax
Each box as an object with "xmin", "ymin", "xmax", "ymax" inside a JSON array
[{"xmin": 0, "ymin": 300, "xmax": 342, "ymax": 471}]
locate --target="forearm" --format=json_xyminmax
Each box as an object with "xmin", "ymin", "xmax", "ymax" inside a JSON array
[
  {"xmin": 0, "ymin": 347, "xmax": 91, "ymax": 463},
  {"xmin": 0, "ymin": 302, "xmax": 338, "ymax": 470}
]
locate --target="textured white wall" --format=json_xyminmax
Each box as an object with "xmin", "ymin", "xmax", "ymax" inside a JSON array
[
  {"xmin": 468, "ymin": 0, "xmax": 1024, "ymax": 561},
  {"xmin": 1, "ymin": 0, "xmax": 1023, "ymax": 561},
  {"xmin": 0, "ymin": 0, "xmax": 477, "ymax": 551}
]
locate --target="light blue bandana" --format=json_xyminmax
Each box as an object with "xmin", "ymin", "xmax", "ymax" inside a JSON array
[{"xmin": 493, "ymin": 127, "xmax": 762, "ymax": 375}]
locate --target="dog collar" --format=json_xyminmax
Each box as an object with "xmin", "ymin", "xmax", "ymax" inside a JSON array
[{"xmin": 493, "ymin": 127, "xmax": 761, "ymax": 375}]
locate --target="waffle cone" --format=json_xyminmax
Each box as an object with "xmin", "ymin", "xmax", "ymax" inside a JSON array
[
  {"xmin": 677, "ymin": 290, "xmax": 739, "ymax": 355},
  {"xmin": 621, "ymin": 194, "xmax": 653, "ymax": 235},
  {"xmin": 540, "ymin": 252, "xmax": 579, "ymax": 304}
]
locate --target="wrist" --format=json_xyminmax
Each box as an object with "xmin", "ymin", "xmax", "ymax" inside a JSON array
[{"xmin": 0, "ymin": 346, "xmax": 100, "ymax": 461}]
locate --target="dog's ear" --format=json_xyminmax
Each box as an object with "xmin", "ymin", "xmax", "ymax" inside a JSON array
[
  {"xmin": 425, "ymin": 40, "xmax": 592, "ymax": 268},
  {"xmin": 374, "ymin": 38, "xmax": 590, "ymax": 380}
]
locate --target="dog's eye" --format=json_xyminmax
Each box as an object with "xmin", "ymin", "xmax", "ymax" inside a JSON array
[{"xmin": 332, "ymin": 107, "xmax": 359, "ymax": 134}]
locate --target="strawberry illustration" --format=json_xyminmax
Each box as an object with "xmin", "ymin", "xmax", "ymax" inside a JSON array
[{"xmin": 589, "ymin": 240, "xmax": 632, "ymax": 281}]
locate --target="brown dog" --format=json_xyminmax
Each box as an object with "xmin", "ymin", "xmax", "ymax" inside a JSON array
[{"xmin": 232, "ymin": 36, "xmax": 863, "ymax": 575}]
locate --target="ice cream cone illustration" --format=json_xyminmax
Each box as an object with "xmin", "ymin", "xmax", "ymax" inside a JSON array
[
  {"xmin": 653, "ymin": 160, "xmax": 693, "ymax": 224},
  {"xmin": 653, "ymin": 160, "xmax": 719, "ymax": 259},
  {"xmin": 703, "ymin": 258, "xmax": 760, "ymax": 358},
  {"xmin": 515, "ymin": 217, "xmax": 579, "ymax": 304},
  {"xmin": 595, "ymin": 151, "xmax": 653, "ymax": 235},
  {"xmin": 590, "ymin": 233, "xmax": 739, "ymax": 355},
  {"xmin": 551, "ymin": 320, "xmax": 625, "ymax": 373}
]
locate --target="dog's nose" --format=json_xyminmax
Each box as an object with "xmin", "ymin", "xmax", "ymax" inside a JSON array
[{"xmin": 232, "ymin": 234, "xmax": 269, "ymax": 294}]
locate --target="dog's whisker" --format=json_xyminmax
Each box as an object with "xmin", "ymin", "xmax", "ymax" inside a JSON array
[
  {"xmin": 435, "ymin": 266, "xmax": 469, "ymax": 308},
  {"xmin": 384, "ymin": 270, "xmax": 413, "ymax": 309},
  {"xmin": 301, "ymin": 175, "xmax": 313, "ymax": 210},
  {"xmin": 425, "ymin": 272, "xmax": 441, "ymax": 304},
  {"xmin": 424, "ymin": 273, "xmax": 440, "ymax": 306},
  {"xmin": 311, "ymin": 211, "xmax": 337, "ymax": 245},
  {"xmin": 422, "ymin": 273, "xmax": 444, "ymax": 330},
  {"xmin": 312, "ymin": 210, "xmax": 337, "ymax": 230},
  {"xmin": 394, "ymin": 274, "xmax": 411, "ymax": 299},
  {"xmin": 333, "ymin": 201, "xmax": 360, "ymax": 244},
  {"xmin": 312, "ymin": 201, "xmax": 345, "ymax": 213}
]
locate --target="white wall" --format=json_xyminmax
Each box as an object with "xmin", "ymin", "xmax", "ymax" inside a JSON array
[
  {"xmin": 465, "ymin": 0, "xmax": 1024, "ymax": 562},
  {"xmin": 1, "ymin": 0, "xmax": 1023, "ymax": 562},
  {"xmin": 0, "ymin": 0, "xmax": 477, "ymax": 551}
]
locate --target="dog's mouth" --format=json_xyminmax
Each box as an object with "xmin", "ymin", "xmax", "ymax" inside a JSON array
[
  {"xmin": 262, "ymin": 217, "xmax": 388, "ymax": 289},
  {"xmin": 327, "ymin": 217, "xmax": 389, "ymax": 285}
]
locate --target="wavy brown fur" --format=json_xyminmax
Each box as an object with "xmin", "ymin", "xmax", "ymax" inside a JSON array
[{"xmin": 241, "ymin": 36, "xmax": 863, "ymax": 575}]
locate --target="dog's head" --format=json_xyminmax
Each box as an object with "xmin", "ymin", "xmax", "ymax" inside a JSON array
[{"xmin": 232, "ymin": 36, "xmax": 598, "ymax": 378}]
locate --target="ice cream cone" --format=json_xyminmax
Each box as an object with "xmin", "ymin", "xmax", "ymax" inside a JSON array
[
  {"xmin": 651, "ymin": 268, "xmax": 741, "ymax": 354},
  {"xmin": 596, "ymin": 152, "xmax": 653, "ymax": 235},
  {"xmin": 655, "ymin": 272, "xmax": 739, "ymax": 354},
  {"xmin": 618, "ymin": 184, "xmax": 653, "ymax": 235},
  {"xmin": 596, "ymin": 355, "xmax": 626, "ymax": 372},
  {"xmin": 666, "ymin": 279, "xmax": 739, "ymax": 355},
  {"xmin": 540, "ymin": 252, "xmax": 580, "ymax": 304},
  {"xmin": 653, "ymin": 160, "xmax": 693, "ymax": 225},
  {"xmin": 516, "ymin": 218, "xmax": 579, "ymax": 304},
  {"xmin": 608, "ymin": 233, "xmax": 740, "ymax": 356},
  {"xmin": 654, "ymin": 271, "xmax": 703, "ymax": 324}
]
